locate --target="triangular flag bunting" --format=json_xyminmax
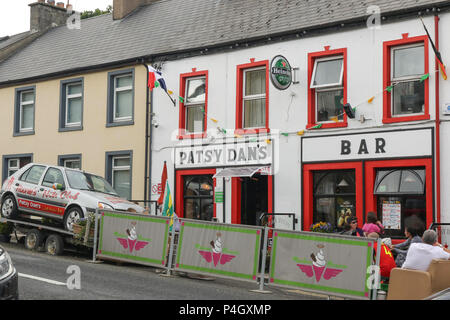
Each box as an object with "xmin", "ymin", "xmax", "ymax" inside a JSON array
[
  {"xmin": 420, "ymin": 73, "xmax": 430, "ymax": 82},
  {"xmin": 368, "ymin": 96, "xmax": 375, "ymax": 103},
  {"xmin": 297, "ymin": 130, "xmax": 305, "ymax": 136}
]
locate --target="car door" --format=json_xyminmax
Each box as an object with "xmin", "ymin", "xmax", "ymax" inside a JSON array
[
  {"xmin": 37, "ymin": 167, "xmax": 68, "ymax": 218},
  {"xmin": 15, "ymin": 165, "xmax": 47, "ymax": 215}
]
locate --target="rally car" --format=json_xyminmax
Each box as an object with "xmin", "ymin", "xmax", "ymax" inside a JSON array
[{"xmin": 0, "ymin": 163, "xmax": 144, "ymax": 231}]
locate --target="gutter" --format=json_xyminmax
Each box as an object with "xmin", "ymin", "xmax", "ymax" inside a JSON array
[
  {"xmin": 141, "ymin": 61, "xmax": 153, "ymax": 205},
  {"xmin": 434, "ymin": 14, "xmax": 441, "ymax": 225}
]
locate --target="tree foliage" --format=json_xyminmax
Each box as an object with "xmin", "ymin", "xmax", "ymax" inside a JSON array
[{"xmin": 80, "ymin": 5, "xmax": 113, "ymax": 19}]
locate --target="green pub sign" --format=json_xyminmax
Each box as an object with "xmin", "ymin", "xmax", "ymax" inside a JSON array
[{"xmin": 270, "ymin": 55, "xmax": 292, "ymax": 90}]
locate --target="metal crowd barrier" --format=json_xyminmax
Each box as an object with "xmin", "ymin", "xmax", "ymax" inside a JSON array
[{"xmin": 91, "ymin": 210, "xmax": 380, "ymax": 300}]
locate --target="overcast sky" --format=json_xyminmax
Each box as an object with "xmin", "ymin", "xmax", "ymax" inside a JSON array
[{"xmin": 0, "ymin": 0, "xmax": 113, "ymax": 37}]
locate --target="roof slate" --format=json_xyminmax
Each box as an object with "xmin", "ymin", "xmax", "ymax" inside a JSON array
[{"xmin": 0, "ymin": 0, "xmax": 449, "ymax": 84}]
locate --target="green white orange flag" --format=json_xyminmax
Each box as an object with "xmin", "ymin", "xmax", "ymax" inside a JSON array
[{"xmin": 161, "ymin": 180, "xmax": 175, "ymax": 231}]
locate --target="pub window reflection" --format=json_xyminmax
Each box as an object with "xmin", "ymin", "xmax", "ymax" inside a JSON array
[
  {"xmin": 374, "ymin": 168, "xmax": 426, "ymax": 238},
  {"xmin": 313, "ymin": 170, "xmax": 356, "ymax": 231},
  {"xmin": 184, "ymin": 175, "xmax": 214, "ymax": 221}
]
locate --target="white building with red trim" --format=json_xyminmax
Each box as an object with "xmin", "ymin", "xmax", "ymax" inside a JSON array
[{"xmin": 148, "ymin": 2, "xmax": 450, "ymax": 245}]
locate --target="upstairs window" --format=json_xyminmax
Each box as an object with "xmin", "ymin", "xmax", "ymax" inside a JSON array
[
  {"xmin": 383, "ymin": 35, "xmax": 429, "ymax": 123},
  {"xmin": 185, "ymin": 77, "xmax": 206, "ymax": 133},
  {"xmin": 60, "ymin": 78, "xmax": 83, "ymax": 131},
  {"xmin": 14, "ymin": 86, "xmax": 36, "ymax": 136},
  {"xmin": 307, "ymin": 48, "xmax": 347, "ymax": 129},
  {"xmin": 107, "ymin": 69, "xmax": 135, "ymax": 127},
  {"xmin": 236, "ymin": 60, "xmax": 269, "ymax": 133},
  {"xmin": 178, "ymin": 70, "xmax": 208, "ymax": 139}
]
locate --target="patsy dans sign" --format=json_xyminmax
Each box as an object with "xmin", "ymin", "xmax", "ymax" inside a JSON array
[{"xmin": 174, "ymin": 141, "xmax": 273, "ymax": 169}]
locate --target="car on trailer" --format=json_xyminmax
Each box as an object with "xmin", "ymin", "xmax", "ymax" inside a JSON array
[
  {"xmin": 0, "ymin": 245, "xmax": 18, "ymax": 300},
  {"xmin": 0, "ymin": 163, "xmax": 144, "ymax": 232}
]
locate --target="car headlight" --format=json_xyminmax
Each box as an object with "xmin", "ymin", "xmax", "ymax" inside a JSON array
[
  {"xmin": 98, "ymin": 202, "xmax": 114, "ymax": 210},
  {"xmin": 0, "ymin": 249, "xmax": 14, "ymax": 280}
]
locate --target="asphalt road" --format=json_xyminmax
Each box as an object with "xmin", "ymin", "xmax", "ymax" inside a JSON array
[{"xmin": 2, "ymin": 240, "xmax": 327, "ymax": 301}]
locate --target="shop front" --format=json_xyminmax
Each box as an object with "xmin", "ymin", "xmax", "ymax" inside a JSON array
[
  {"xmin": 174, "ymin": 139, "xmax": 274, "ymax": 226},
  {"xmin": 301, "ymin": 127, "xmax": 434, "ymax": 242}
]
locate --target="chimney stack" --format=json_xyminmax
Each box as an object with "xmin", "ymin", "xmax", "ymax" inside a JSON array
[
  {"xmin": 113, "ymin": 0, "xmax": 161, "ymax": 20},
  {"xmin": 29, "ymin": 1, "xmax": 72, "ymax": 32}
]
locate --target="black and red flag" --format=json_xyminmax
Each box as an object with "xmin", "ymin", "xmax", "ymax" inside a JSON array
[{"xmin": 420, "ymin": 17, "xmax": 447, "ymax": 80}]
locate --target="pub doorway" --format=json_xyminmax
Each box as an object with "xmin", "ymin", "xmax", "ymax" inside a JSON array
[{"xmin": 240, "ymin": 174, "xmax": 268, "ymax": 226}]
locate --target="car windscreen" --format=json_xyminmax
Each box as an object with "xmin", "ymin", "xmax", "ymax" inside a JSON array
[{"xmin": 66, "ymin": 170, "xmax": 118, "ymax": 195}]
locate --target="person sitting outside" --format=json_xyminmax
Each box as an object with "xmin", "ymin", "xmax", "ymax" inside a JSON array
[
  {"xmin": 340, "ymin": 217, "xmax": 364, "ymax": 237},
  {"xmin": 402, "ymin": 229, "xmax": 450, "ymax": 272},
  {"xmin": 389, "ymin": 216, "xmax": 424, "ymax": 267},
  {"xmin": 368, "ymin": 233, "xmax": 396, "ymax": 282},
  {"xmin": 362, "ymin": 211, "xmax": 384, "ymax": 237}
]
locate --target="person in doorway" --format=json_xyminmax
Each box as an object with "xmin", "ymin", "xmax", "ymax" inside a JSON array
[
  {"xmin": 389, "ymin": 216, "xmax": 424, "ymax": 267},
  {"xmin": 362, "ymin": 211, "xmax": 384, "ymax": 237},
  {"xmin": 340, "ymin": 217, "xmax": 364, "ymax": 237},
  {"xmin": 402, "ymin": 229, "xmax": 450, "ymax": 271}
]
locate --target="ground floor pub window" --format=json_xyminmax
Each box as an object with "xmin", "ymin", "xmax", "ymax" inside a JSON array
[
  {"xmin": 183, "ymin": 175, "xmax": 214, "ymax": 221},
  {"xmin": 374, "ymin": 168, "xmax": 426, "ymax": 238},
  {"xmin": 313, "ymin": 170, "xmax": 356, "ymax": 231}
]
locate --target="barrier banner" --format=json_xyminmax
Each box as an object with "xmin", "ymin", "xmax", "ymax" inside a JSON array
[
  {"xmin": 97, "ymin": 210, "xmax": 170, "ymax": 268},
  {"xmin": 268, "ymin": 230, "xmax": 375, "ymax": 299},
  {"xmin": 174, "ymin": 219, "xmax": 262, "ymax": 282}
]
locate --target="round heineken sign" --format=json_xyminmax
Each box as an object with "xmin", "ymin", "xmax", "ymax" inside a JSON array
[{"xmin": 270, "ymin": 55, "xmax": 292, "ymax": 90}]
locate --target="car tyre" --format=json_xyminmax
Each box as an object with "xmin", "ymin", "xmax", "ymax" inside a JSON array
[
  {"xmin": 63, "ymin": 207, "xmax": 84, "ymax": 232},
  {"xmin": 45, "ymin": 234, "xmax": 64, "ymax": 256},
  {"xmin": 25, "ymin": 229, "xmax": 45, "ymax": 251},
  {"xmin": 1, "ymin": 195, "xmax": 18, "ymax": 219}
]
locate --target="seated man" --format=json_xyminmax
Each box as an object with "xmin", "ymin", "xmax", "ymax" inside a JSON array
[{"xmin": 402, "ymin": 229, "xmax": 450, "ymax": 271}]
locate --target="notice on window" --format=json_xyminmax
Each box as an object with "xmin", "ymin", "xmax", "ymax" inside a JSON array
[{"xmin": 382, "ymin": 201, "xmax": 401, "ymax": 230}]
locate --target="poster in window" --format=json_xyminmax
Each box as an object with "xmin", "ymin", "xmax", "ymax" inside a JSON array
[
  {"xmin": 382, "ymin": 201, "xmax": 401, "ymax": 230},
  {"xmin": 336, "ymin": 199, "xmax": 354, "ymax": 228}
]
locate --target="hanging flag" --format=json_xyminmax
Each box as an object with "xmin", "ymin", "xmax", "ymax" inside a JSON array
[
  {"xmin": 420, "ymin": 17, "xmax": 447, "ymax": 80},
  {"xmin": 157, "ymin": 161, "xmax": 168, "ymax": 206},
  {"xmin": 147, "ymin": 65, "xmax": 176, "ymax": 106},
  {"xmin": 420, "ymin": 73, "xmax": 430, "ymax": 82},
  {"xmin": 161, "ymin": 180, "xmax": 175, "ymax": 231},
  {"xmin": 368, "ymin": 96, "xmax": 375, "ymax": 103}
]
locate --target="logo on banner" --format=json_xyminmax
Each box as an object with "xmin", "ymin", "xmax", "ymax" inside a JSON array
[
  {"xmin": 115, "ymin": 222, "xmax": 151, "ymax": 253},
  {"xmin": 294, "ymin": 244, "xmax": 346, "ymax": 283},
  {"xmin": 197, "ymin": 232, "xmax": 238, "ymax": 267}
]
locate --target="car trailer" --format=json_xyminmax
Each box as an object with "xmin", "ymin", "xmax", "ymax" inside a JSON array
[{"xmin": 0, "ymin": 215, "xmax": 91, "ymax": 256}]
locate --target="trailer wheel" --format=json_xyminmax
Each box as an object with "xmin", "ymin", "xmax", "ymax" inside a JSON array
[
  {"xmin": 25, "ymin": 229, "xmax": 44, "ymax": 251},
  {"xmin": 45, "ymin": 234, "xmax": 64, "ymax": 256}
]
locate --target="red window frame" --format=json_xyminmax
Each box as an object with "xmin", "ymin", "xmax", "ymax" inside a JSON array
[
  {"xmin": 231, "ymin": 175, "xmax": 273, "ymax": 225},
  {"xmin": 364, "ymin": 158, "xmax": 433, "ymax": 236},
  {"xmin": 178, "ymin": 70, "xmax": 209, "ymax": 139},
  {"xmin": 302, "ymin": 162, "xmax": 363, "ymax": 231},
  {"xmin": 307, "ymin": 47, "xmax": 348, "ymax": 129},
  {"xmin": 175, "ymin": 168, "xmax": 217, "ymax": 219},
  {"xmin": 382, "ymin": 34, "xmax": 429, "ymax": 124},
  {"xmin": 235, "ymin": 59, "xmax": 270, "ymax": 135}
]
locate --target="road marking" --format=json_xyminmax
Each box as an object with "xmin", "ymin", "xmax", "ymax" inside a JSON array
[{"xmin": 19, "ymin": 273, "xmax": 66, "ymax": 286}]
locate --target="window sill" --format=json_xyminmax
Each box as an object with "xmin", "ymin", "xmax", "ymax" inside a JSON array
[
  {"xmin": 177, "ymin": 132, "xmax": 207, "ymax": 140},
  {"xmin": 59, "ymin": 126, "xmax": 83, "ymax": 132},
  {"xmin": 106, "ymin": 120, "xmax": 134, "ymax": 128},
  {"xmin": 234, "ymin": 128, "xmax": 271, "ymax": 135},
  {"xmin": 13, "ymin": 130, "xmax": 35, "ymax": 137},
  {"xmin": 306, "ymin": 122, "xmax": 347, "ymax": 129},
  {"xmin": 382, "ymin": 114, "xmax": 430, "ymax": 124}
]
